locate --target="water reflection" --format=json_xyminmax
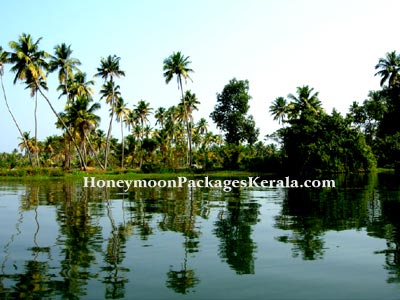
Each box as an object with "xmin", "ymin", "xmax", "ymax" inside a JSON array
[
  {"xmin": 214, "ymin": 188, "xmax": 259, "ymax": 274},
  {"xmin": 0, "ymin": 173, "xmax": 399, "ymax": 299}
]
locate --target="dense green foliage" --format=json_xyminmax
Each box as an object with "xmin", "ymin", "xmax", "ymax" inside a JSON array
[
  {"xmin": 1, "ymin": 33, "xmax": 400, "ymax": 174},
  {"xmin": 269, "ymin": 85, "xmax": 376, "ymax": 174},
  {"xmin": 210, "ymin": 78, "xmax": 259, "ymax": 146}
]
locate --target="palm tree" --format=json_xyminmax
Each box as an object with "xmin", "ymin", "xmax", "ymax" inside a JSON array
[
  {"xmin": 25, "ymin": 74, "xmax": 48, "ymax": 166},
  {"xmin": 269, "ymin": 96, "xmax": 288, "ymax": 124},
  {"xmin": 8, "ymin": 34, "xmax": 49, "ymax": 166},
  {"xmin": 62, "ymin": 96, "xmax": 101, "ymax": 166},
  {"xmin": 114, "ymin": 97, "xmax": 130, "ymax": 168},
  {"xmin": 58, "ymin": 71, "xmax": 94, "ymax": 101},
  {"xmin": 95, "ymin": 55, "xmax": 125, "ymax": 169},
  {"xmin": 48, "ymin": 43, "xmax": 81, "ymax": 102},
  {"xmin": 92, "ymin": 129, "xmax": 107, "ymax": 157},
  {"xmin": 125, "ymin": 109, "xmax": 138, "ymax": 132},
  {"xmin": 163, "ymin": 52, "xmax": 193, "ymax": 94},
  {"xmin": 143, "ymin": 125, "xmax": 152, "ymax": 139},
  {"xmin": 287, "ymin": 85, "xmax": 322, "ymax": 119},
  {"xmin": 9, "ymin": 33, "xmax": 87, "ymax": 169},
  {"xmin": 0, "ymin": 45, "xmax": 33, "ymax": 166},
  {"xmin": 18, "ymin": 132, "xmax": 35, "ymax": 164},
  {"xmin": 134, "ymin": 100, "xmax": 153, "ymax": 168},
  {"xmin": 196, "ymin": 118, "xmax": 208, "ymax": 135},
  {"xmin": 375, "ymin": 51, "xmax": 400, "ymax": 88},
  {"xmin": 99, "ymin": 80, "xmax": 122, "ymax": 168},
  {"xmin": 132, "ymin": 124, "xmax": 142, "ymax": 168},
  {"xmin": 155, "ymin": 107, "xmax": 166, "ymax": 129},
  {"xmin": 180, "ymin": 90, "xmax": 199, "ymax": 165},
  {"xmin": 163, "ymin": 51, "xmax": 194, "ymax": 165}
]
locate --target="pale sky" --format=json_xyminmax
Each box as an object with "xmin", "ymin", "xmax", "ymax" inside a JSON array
[{"xmin": 0, "ymin": 0, "xmax": 398, "ymax": 152}]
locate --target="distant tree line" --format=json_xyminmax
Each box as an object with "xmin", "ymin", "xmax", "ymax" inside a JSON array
[{"xmin": 0, "ymin": 33, "xmax": 399, "ymax": 174}]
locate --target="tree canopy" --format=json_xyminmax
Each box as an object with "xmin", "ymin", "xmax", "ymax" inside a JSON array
[{"xmin": 210, "ymin": 78, "xmax": 259, "ymax": 146}]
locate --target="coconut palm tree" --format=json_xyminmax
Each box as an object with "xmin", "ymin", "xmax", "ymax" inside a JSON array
[
  {"xmin": 92, "ymin": 129, "xmax": 107, "ymax": 158},
  {"xmin": 155, "ymin": 107, "xmax": 166, "ymax": 129},
  {"xmin": 99, "ymin": 81, "xmax": 122, "ymax": 168},
  {"xmin": 114, "ymin": 97, "xmax": 130, "ymax": 168},
  {"xmin": 62, "ymin": 95, "xmax": 101, "ymax": 165},
  {"xmin": 196, "ymin": 118, "xmax": 208, "ymax": 135},
  {"xmin": 375, "ymin": 51, "xmax": 400, "ymax": 88},
  {"xmin": 8, "ymin": 34, "xmax": 49, "ymax": 166},
  {"xmin": 0, "ymin": 45, "xmax": 33, "ymax": 166},
  {"xmin": 48, "ymin": 43, "xmax": 81, "ymax": 102},
  {"xmin": 287, "ymin": 85, "xmax": 322, "ymax": 119},
  {"xmin": 9, "ymin": 33, "xmax": 87, "ymax": 169},
  {"xmin": 95, "ymin": 55, "xmax": 125, "ymax": 169},
  {"xmin": 180, "ymin": 90, "xmax": 199, "ymax": 165},
  {"xmin": 163, "ymin": 51, "xmax": 194, "ymax": 165},
  {"xmin": 58, "ymin": 71, "xmax": 94, "ymax": 101},
  {"xmin": 25, "ymin": 74, "xmax": 48, "ymax": 166},
  {"xmin": 124, "ymin": 109, "xmax": 138, "ymax": 132},
  {"xmin": 269, "ymin": 96, "xmax": 288, "ymax": 125},
  {"xmin": 163, "ymin": 52, "xmax": 193, "ymax": 94},
  {"xmin": 18, "ymin": 132, "xmax": 35, "ymax": 164},
  {"xmin": 134, "ymin": 100, "xmax": 153, "ymax": 169}
]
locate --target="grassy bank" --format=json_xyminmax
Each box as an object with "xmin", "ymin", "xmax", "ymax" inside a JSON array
[{"xmin": 0, "ymin": 167, "xmax": 258, "ymax": 180}]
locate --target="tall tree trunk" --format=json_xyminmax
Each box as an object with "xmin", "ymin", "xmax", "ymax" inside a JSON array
[
  {"xmin": 139, "ymin": 119, "xmax": 144, "ymax": 169},
  {"xmin": 105, "ymin": 99, "xmax": 114, "ymax": 170},
  {"xmin": 37, "ymin": 85, "xmax": 87, "ymax": 170},
  {"xmin": 179, "ymin": 76, "xmax": 192, "ymax": 167},
  {"xmin": 104, "ymin": 80, "xmax": 115, "ymax": 170},
  {"xmin": 34, "ymin": 92, "xmax": 40, "ymax": 167},
  {"xmin": 121, "ymin": 121, "xmax": 124, "ymax": 169},
  {"xmin": 0, "ymin": 75, "xmax": 33, "ymax": 166}
]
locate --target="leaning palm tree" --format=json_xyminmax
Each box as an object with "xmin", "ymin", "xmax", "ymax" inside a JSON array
[
  {"xmin": 269, "ymin": 96, "xmax": 288, "ymax": 124},
  {"xmin": 95, "ymin": 55, "xmax": 125, "ymax": 169},
  {"xmin": 375, "ymin": 51, "xmax": 400, "ymax": 88},
  {"xmin": 9, "ymin": 33, "xmax": 87, "ymax": 169},
  {"xmin": 114, "ymin": 97, "xmax": 130, "ymax": 168},
  {"xmin": 48, "ymin": 43, "xmax": 81, "ymax": 102},
  {"xmin": 163, "ymin": 51, "xmax": 194, "ymax": 166},
  {"xmin": 0, "ymin": 45, "xmax": 33, "ymax": 166}
]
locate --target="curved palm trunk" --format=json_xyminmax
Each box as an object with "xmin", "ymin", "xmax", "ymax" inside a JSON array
[
  {"xmin": 37, "ymin": 86, "xmax": 87, "ymax": 170},
  {"xmin": 0, "ymin": 75, "xmax": 33, "ymax": 166},
  {"xmin": 84, "ymin": 131, "xmax": 105, "ymax": 169}
]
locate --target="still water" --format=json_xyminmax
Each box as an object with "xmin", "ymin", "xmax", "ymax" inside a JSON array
[{"xmin": 0, "ymin": 173, "xmax": 399, "ymax": 299}]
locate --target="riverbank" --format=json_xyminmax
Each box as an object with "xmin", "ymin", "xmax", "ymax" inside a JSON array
[
  {"xmin": 0, "ymin": 167, "xmax": 395, "ymax": 181},
  {"xmin": 0, "ymin": 167, "xmax": 258, "ymax": 180}
]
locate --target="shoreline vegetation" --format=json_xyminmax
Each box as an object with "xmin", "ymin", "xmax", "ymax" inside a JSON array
[
  {"xmin": 0, "ymin": 167, "xmax": 259, "ymax": 179},
  {"xmin": 1, "ymin": 34, "xmax": 400, "ymax": 176},
  {"xmin": 0, "ymin": 167, "xmax": 395, "ymax": 180}
]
